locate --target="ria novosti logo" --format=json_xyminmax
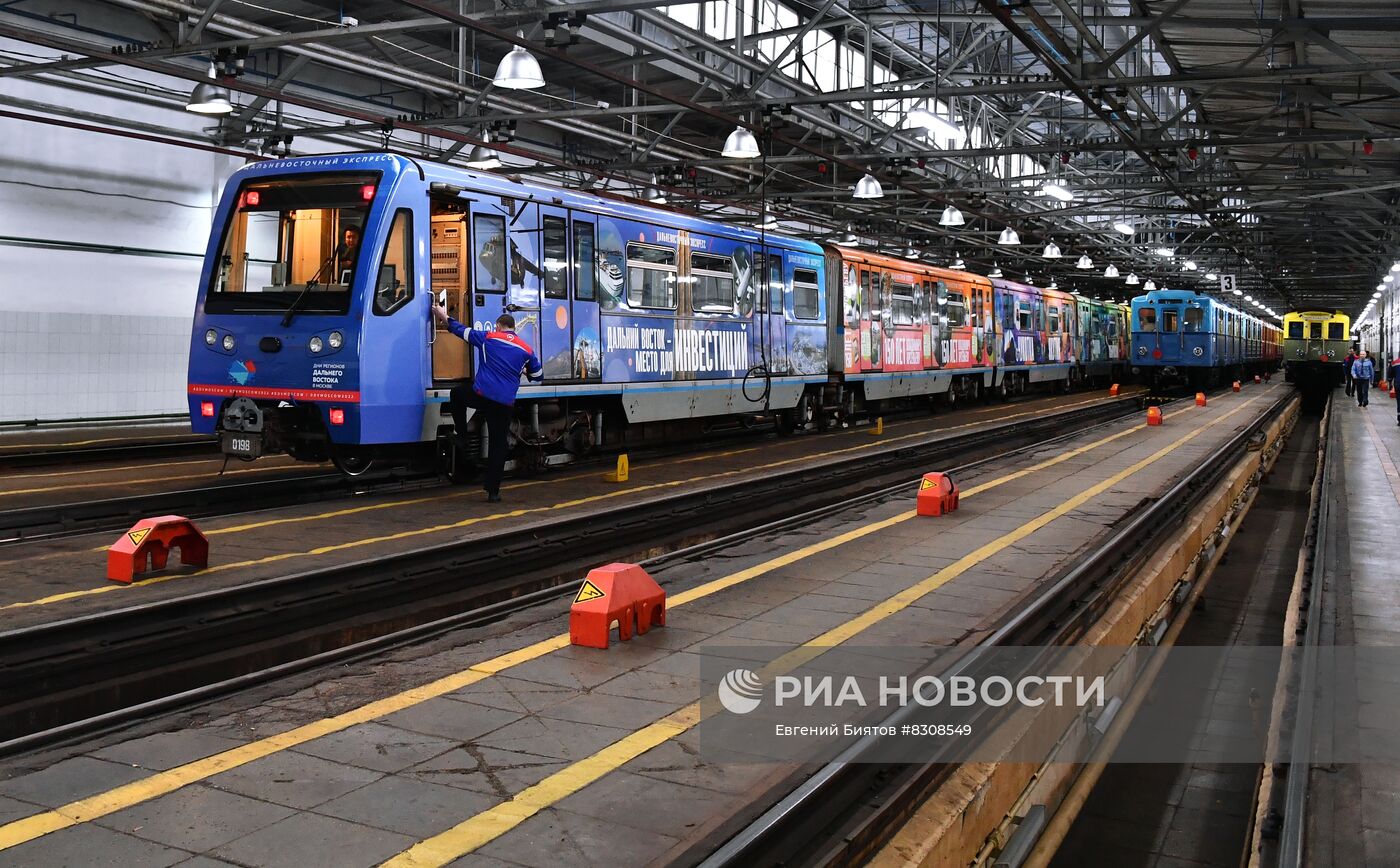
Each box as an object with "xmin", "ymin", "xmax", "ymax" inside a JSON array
[{"xmin": 718, "ymin": 668, "xmax": 764, "ymax": 714}]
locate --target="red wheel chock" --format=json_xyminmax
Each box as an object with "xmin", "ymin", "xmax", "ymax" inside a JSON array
[
  {"xmin": 1195, "ymin": 393, "xmax": 1207, "ymax": 407},
  {"xmin": 917, "ymin": 472, "xmax": 960, "ymax": 516},
  {"xmin": 569, "ymin": 563, "xmax": 666, "ymax": 649},
  {"xmin": 107, "ymin": 515, "xmax": 209, "ymax": 584},
  {"xmin": 1147, "ymin": 406, "xmax": 1164, "ymax": 426}
]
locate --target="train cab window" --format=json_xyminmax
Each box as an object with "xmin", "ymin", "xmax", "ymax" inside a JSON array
[
  {"xmin": 1287, "ymin": 321, "xmax": 1303, "ymax": 339},
  {"xmin": 206, "ymin": 173, "xmax": 381, "ymax": 315},
  {"xmin": 573, "ymin": 222, "xmax": 595, "ymax": 301},
  {"xmin": 1328, "ymin": 322, "xmax": 1345, "ymax": 341},
  {"xmin": 793, "ymin": 268, "xmax": 820, "ymax": 319},
  {"xmin": 472, "ymin": 214, "xmax": 507, "ymax": 293},
  {"xmin": 1138, "ymin": 307, "xmax": 1157, "ymax": 332},
  {"xmin": 542, "ymin": 216, "xmax": 567, "ymax": 299},
  {"xmin": 1017, "ymin": 302, "xmax": 1033, "ymax": 331},
  {"xmin": 372, "ymin": 209, "xmax": 414, "ymax": 315},
  {"xmin": 1162, "ymin": 309, "xmax": 1179, "ymax": 332},
  {"xmin": 1309, "ymin": 322, "xmax": 1323, "ymax": 340},
  {"xmin": 1184, "ymin": 306, "xmax": 1203, "ymax": 332},
  {"xmin": 691, "ymin": 252, "xmax": 735, "ymax": 312},
  {"xmin": 626, "ymin": 243, "xmax": 677, "ymax": 309}
]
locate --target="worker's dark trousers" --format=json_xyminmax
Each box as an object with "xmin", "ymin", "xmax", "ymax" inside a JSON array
[
  {"xmin": 1345, "ymin": 374, "xmax": 1354, "ymax": 396},
  {"xmin": 1356, "ymin": 378, "xmax": 1370, "ymax": 407},
  {"xmin": 450, "ymin": 387, "xmax": 513, "ymax": 495}
]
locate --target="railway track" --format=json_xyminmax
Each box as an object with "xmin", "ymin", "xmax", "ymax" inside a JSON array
[
  {"xmin": 0, "ymin": 435, "xmax": 218, "ymax": 470},
  {"xmin": 0, "ymin": 394, "xmax": 1146, "ymax": 753},
  {"xmin": 692, "ymin": 390, "xmax": 1295, "ymax": 868}
]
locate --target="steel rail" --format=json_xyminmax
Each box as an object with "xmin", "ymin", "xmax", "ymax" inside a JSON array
[
  {"xmin": 697, "ymin": 390, "xmax": 1295, "ymax": 868},
  {"xmin": 0, "ymin": 396, "xmax": 1142, "ymax": 751}
]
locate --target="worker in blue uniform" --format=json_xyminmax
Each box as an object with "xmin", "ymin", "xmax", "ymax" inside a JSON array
[
  {"xmin": 1351, "ymin": 350, "xmax": 1375, "ymax": 408},
  {"xmin": 431, "ymin": 305, "xmax": 542, "ymax": 502}
]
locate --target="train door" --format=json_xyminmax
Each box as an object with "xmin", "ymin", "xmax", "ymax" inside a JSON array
[
  {"xmin": 504, "ymin": 200, "xmax": 541, "ymax": 356},
  {"xmin": 1155, "ymin": 302, "xmax": 1182, "ymax": 363},
  {"xmin": 570, "ymin": 216, "xmax": 601, "ymax": 379},
  {"xmin": 756, "ymin": 252, "xmax": 788, "ymax": 374},
  {"xmin": 467, "ymin": 205, "xmax": 508, "ymax": 341},
  {"xmin": 430, "ymin": 209, "xmax": 470, "ymax": 383},
  {"xmin": 1182, "ymin": 303, "xmax": 1207, "ymax": 363},
  {"xmin": 539, "ymin": 205, "xmax": 573, "ymax": 379}
]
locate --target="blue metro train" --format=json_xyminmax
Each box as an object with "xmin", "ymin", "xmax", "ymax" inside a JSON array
[
  {"xmin": 187, "ymin": 151, "xmax": 1130, "ymax": 476},
  {"xmin": 1129, "ymin": 289, "xmax": 1281, "ymax": 387}
]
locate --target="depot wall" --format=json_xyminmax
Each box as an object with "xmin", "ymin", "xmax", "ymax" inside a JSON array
[{"xmin": 0, "ymin": 64, "xmax": 241, "ymax": 423}]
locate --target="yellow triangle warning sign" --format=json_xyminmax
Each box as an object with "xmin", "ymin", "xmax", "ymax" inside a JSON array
[
  {"xmin": 127, "ymin": 528, "xmax": 151, "ymax": 547},
  {"xmin": 920, "ymin": 477, "xmax": 936, "ymax": 490},
  {"xmin": 574, "ymin": 580, "xmax": 606, "ymax": 604}
]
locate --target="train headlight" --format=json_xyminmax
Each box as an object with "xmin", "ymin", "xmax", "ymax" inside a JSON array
[
  {"xmin": 328, "ymin": 331, "xmax": 343, "ymax": 350},
  {"xmin": 309, "ymin": 336, "xmax": 324, "ymax": 354},
  {"xmin": 205, "ymin": 328, "xmax": 217, "ymax": 346},
  {"xmin": 222, "ymin": 334, "xmax": 236, "ymax": 352}
]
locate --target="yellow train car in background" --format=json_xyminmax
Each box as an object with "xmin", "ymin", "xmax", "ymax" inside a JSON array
[{"xmin": 1283, "ymin": 309, "xmax": 1351, "ymax": 389}]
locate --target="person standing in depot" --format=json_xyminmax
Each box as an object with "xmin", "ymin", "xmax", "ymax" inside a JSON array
[
  {"xmin": 1390, "ymin": 354, "xmax": 1400, "ymax": 425},
  {"xmin": 1343, "ymin": 346, "xmax": 1357, "ymax": 397},
  {"xmin": 431, "ymin": 304, "xmax": 542, "ymax": 502},
  {"xmin": 1352, "ymin": 349, "xmax": 1375, "ymax": 408}
]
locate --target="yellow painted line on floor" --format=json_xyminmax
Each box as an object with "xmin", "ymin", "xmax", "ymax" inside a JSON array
[
  {"xmin": 0, "ymin": 391, "xmax": 1211, "ymax": 852},
  {"xmin": 0, "ymin": 433, "xmax": 203, "ymax": 452},
  {"xmin": 381, "ymin": 397, "xmax": 1262, "ymax": 867},
  {"xmin": 5, "ymin": 393, "xmax": 1130, "ymax": 608},
  {"xmin": 0, "ymin": 464, "xmax": 309, "ymax": 498}
]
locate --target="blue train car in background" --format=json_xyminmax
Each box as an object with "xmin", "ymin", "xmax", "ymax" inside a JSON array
[
  {"xmin": 188, "ymin": 152, "xmax": 827, "ymax": 476},
  {"xmin": 1129, "ymin": 289, "xmax": 1280, "ymax": 387}
]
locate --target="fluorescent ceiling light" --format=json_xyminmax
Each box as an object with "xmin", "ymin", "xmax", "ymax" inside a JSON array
[
  {"xmin": 1154, "ymin": 247, "xmax": 1175, "ymax": 257},
  {"xmin": 1204, "ymin": 272, "xmax": 1217, "ymax": 281},
  {"xmin": 1041, "ymin": 181, "xmax": 1074, "ymax": 202},
  {"xmin": 1183, "ymin": 260, "xmax": 1198, "ymax": 271},
  {"xmin": 1112, "ymin": 221, "xmax": 1135, "ymax": 236}
]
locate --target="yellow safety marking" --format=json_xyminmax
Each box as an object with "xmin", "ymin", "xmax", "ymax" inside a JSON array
[
  {"xmin": 382, "ymin": 397, "xmax": 1263, "ymax": 866},
  {"xmin": 0, "ymin": 433, "xmax": 204, "ymax": 452},
  {"xmin": 0, "ymin": 393, "xmax": 1253, "ymax": 853},
  {"xmin": 4, "ymin": 392, "xmax": 1131, "ymax": 609},
  {"xmin": 919, "ymin": 476, "xmax": 936, "ymax": 490},
  {"xmin": 125, "ymin": 528, "xmax": 150, "ymax": 548},
  {"xmin": 0, "ymin": 464, "xmax": 308, "ymax": 498},
  {"xmin": 573, "ymin": 580, "xmax": 606, "ymax": 604}
]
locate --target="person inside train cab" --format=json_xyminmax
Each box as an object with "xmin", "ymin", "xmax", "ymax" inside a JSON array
[
  {"xmin": 1344, "ymin": 347, "xmax": 1357, "ymax": 397},
  {"xmin": 1352, "ymin": 350, "xmax": 1375, "ymax": 408},
  {"xmin": 336, "ymin": 225, "xmax": 362, "ymax": 281},
  {"xmin": 431, "ymin": 304, "xmax": 542, "ymax": 503}
]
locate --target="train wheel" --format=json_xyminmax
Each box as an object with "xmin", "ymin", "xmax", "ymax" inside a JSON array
[{"xmin": 331, "ymin": 449, "xmax": 376, "ymax": 477}]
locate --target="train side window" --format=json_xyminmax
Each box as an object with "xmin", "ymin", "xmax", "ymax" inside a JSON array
[
  {"xmin": 892, "ymin": 293, "xmax": 915, "ymax": 326},
  {"xmin": 1184, "ymin": 306, "xmax": 1203, "ymax": 332},
  {"xmin": 1047, "ymin": 305, "xmax": 1060, "ymax": 333},
  {"xmin": 1017, "ymin": 302, "xmax": 1033, "ymax": 331},
  {"xmin": 1328, "ymin": 322, "xmax": 1344, "ymax": 341},
  {"xmin": 573, "ymin": 222, "xmax": 595, "ymax": 301},
  {"xmin": 542, "ymin": 216, "xmax": 567, "ymax": 299},
  {"xmin": 372, "ymin": 209, "xmax": 414, "ymax": 315},
  {"xmin": 626, "ymin": 243, "xmax": 677, "ymax": 309},
  {"xmin": 859, "ymin": 270, "xmax": 871, "ymax": 320},
  {"xmin": 1309, "ymin": 322, "xmax": 1322, "ymax": 340},
  {"xmin": 472, "ymin": 214, "xmax": 507, "ymax": 293},
  {"xmin": 947, "ymin": 290, "xmax": 968, "ymax": 327},
  {"xmin": 1138, "ymin": 307, "xmax": 1157, "ymax": 332},
  {"xmin": 691, "ymin": 251, "xmax": 735, "ymax": 312},
  {"xmin": 793, "ymin": 268, "xmax": 820, "ymax": 319}
]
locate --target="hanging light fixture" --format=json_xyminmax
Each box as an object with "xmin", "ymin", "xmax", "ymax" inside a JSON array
[
  {"xmin": 755, "ymin": 213, "xmax": 779, "ymax": 231},
  {"xmin": 721, "ymin": 125, "xmax": 761, "ymax": 159},
  {"xmin": 1233, "ymin": 288, "xmax": 1243, "ymax": 296},
  {"xmin": 989, "ymin": 263, "xmax": 1003, "ymax": 278},
  {"xmin": 1048, "ymin": 278, "xmax": 1059, "ymax": 290},
  {"xmin": 853, "ymin": 171, "xmax": 884, "ymax": 199},
  {"xmin": 1112, "ymin": 220, "xmax": 1135, "ymax": 236},
  {"xmin": 1041, "ymin": 180, "xmax": 1074, "ymax": 202},
  {"xmin": 998, "ymin": 227, "xmax": 1021, "ymax": 246},
  {"xmin": 1125, "ymin": 273, "xmax": 1140, "ymax": 285},
  {"xmin": 185, "ymin": 63, "xmax": 233, "ymax": 115},
  {"xmin": 903, "ymin": 242, "xmax": 919, "ymax": 259},
  {"xmin": 1076, "ymin": 254, "xmax": 1093, "ymax": 270},
  {"xmin": 1025, "ymin": 275, "xmax": 1035, "ymax": 285},
  {"xmin": 1386, "ymin": 274, "xmax": 1395, "ymax": 283},
  {"xmin": 951, "ymin": 256, "xmax": 967, "ymax": 270},
  {"xmin": 838, "ymin": 224, "xmax": 858, "ymax": 245},
  {"xmin": 493, "ymin": 33, "xmax": 545, "ymax": 89},
  {"xmin": 1204, "ymin": 272, "xmax": 1217, "ymax": 281},
  {"xmin": 465, "ymin": 130, "xmax": 502, "ymax": 170},
  {"xmin": 1104, "ymin": 263, "xmax": 1119, "ymax": 278},
  {"xmin": 1183, "ymin": 260, "xmax": 1198, "ymax": 271},
  {"xmin": 1154, "ymin": 246, "xmax": 1175, "ymax": 258},
  {"xmin": 1391, "ymin": 262, "xmax": 1400, "ymax": 272},
  {"xmin": 1144, "ymin": 279, "xmax": 1157, "ymax": 291},
  {"xmin": 1042, "ymin": 240, "xmax": 1062, "ymax": 259},
  {"xmin": 646, "ymin": 174, "xmax": 667, "ymax": 204},
  {"xmin": 939, "ymin": 205, "xmax": 965, "ymax": 227}
]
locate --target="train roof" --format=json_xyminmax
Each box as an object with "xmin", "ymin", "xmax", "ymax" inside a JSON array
[
  {"xmin": 229, "ymin": 151, "xmax": 825, "ymax": 257},
  {"xmin": 827, "ymin": 246, "xmax": 993, "ymax": 287}
]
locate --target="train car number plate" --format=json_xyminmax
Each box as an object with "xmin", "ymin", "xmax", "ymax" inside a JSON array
[{"xmin": 221, "ymin": 432, "xmax": 262, "ymax": 458}]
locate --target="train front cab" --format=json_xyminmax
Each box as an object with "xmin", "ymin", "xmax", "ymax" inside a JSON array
[
  {"xmin": 188, "ymin": 155, "xmax": 431, "ymax": 475},
  {"xmin": 1283, "ymin": 310, "xmax": 1351, "ymax": 388}
]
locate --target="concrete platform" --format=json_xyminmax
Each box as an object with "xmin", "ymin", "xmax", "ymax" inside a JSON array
[
  {"xmin": 0, "ymin": 383, "xmax": 1288, "ymax": 867},
  {"xmin": 0, "ymin": 389, "xmax": 1135, "ymax": 628},
  {"xmin": 1301, "ymin": 396, "xmax": 1400, "ymax": 868}
]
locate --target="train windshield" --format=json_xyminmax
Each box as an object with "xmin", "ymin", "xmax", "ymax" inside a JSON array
[{"xmin": 205, "ymin": 172, "xmax": 380, "ymax": 315}]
